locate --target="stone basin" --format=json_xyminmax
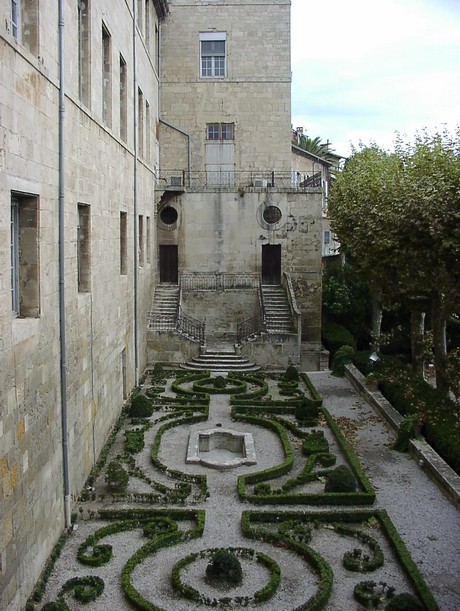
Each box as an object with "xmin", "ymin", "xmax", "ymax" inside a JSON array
[{"xmin": 186, "ymin": 428, "xmax": 257, "ymax": 470}]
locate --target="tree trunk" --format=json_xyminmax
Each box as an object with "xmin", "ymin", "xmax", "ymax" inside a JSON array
[
  {"xmin": 431, "ymin": 292, "xmax": 449, "ymax": 396},
  {"xmin": 410, "ymin": 308, "xmax": 426, "ymax": 378},
  {"xmin": 370, "ymin": 289, "xmax": 382, "ymax": 352}
]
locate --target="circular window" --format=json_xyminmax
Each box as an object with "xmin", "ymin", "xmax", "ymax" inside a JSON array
[
  {"xmin": 160, "ymin": 206, "xmax": 178, "ymax": 225},
  {"xmin": 263, "ymin": 206, "xmax": 282, "ymax": 225}
]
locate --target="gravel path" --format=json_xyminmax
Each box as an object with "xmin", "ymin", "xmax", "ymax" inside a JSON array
[
  {"xmin": 309, "ymin": 371, "xmax": 460, "ymax": 610},
  {"xmin": 40, "ymin": 371, "xmax": 460, "ymax": 611}
]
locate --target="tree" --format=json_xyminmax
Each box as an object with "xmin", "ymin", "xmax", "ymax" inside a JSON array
[
  {"xmin": 297, "ymin": 134, "xmax": 338, "ymax": 163},
  {"xmin": 328, "ymin": 129, "xmax": 460, "ymax": 396}
]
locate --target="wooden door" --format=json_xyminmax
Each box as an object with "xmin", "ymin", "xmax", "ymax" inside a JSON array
[
  {"xmin": 262, "ymin": 244, "xmax": 281, "ymax": 284},
  {"xmin": 159, "ymin": 245, "xmax": 178, "ymax": 283}
]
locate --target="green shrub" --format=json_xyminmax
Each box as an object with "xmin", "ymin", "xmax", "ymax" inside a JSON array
[
  {"xmin": 294, "ymin": 397, "xmax": 320, "ymax": 422},
  {"xmin": 331, "ymin": 345, "xmax": 355, "ymax": 376},
  {"xmin": 392, "ymin": 417, "xmax": 417, "ymax": 453},
  {"xmin": 61, "ymin": 576, "xmax": 104, "ymax": 604},
  {"xmin": 206, "ymin": 549, "xmax": 243, "ymax": 585},
  {"xmin": 302, "ymin": 430, "xmax": 329, "ymax": 456},
  {"xmin": 125, "ymin": 429, "xmax": 145, "ymax": 453},
  {"xmin": 129, "ymin": 394, "xmax": 154, "ymax": 418},
  {"xmin": 385, "ymin": 592, "xmax": 424, "ymax": 610},
  {"xmin": 322, "ymin": 321, "xmax": 356, "ymax": 357},
  {"xmin": 153, "ymin": 362, "xmax": 164, "ymax": 375},
  {"xmin": 324, "ymin": 465, "xmax": 356, "ymax": 493},
  {"xmin": 41, "ymin": 603, "xmax": 69, "ymax": 611},
  {"xmin": 105, "ymin": 460, "xmax": 129, "ymax": 493},
  {"xmin": 285, "ymin": 364, "xmax": 299, "ymax": 381},
  {"xmin": 213, "ymin": 375, "xmax": 227, "ymax": 388}
]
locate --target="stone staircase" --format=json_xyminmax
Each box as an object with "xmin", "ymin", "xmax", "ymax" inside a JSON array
[
  {"xmin": 261, "ymin": 285, "xmax": 293, "ymax": 332},
  {"xmin": 182, "ymin": 345, "xmax": 259, "ymax": 372},
  {"xmin": 149, "ymin": 285, "xmax": 179, "ymax": 329}
]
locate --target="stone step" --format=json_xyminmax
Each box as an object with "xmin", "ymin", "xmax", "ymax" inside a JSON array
[{"xmin": 182, "ymin": 350, "xmax": 260, "ymax": 372}]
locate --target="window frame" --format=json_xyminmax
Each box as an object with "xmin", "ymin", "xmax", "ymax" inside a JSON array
[
  {"xmin": 206, "ymin": 123, "xmax": 234, "ymax": 141},
  {"xmin": 11, "ymin": 0, "xmax": 21, "ymax": 41},
  {"xmin": 77, "ymin": 203, "xmax": 91, "ymax": 293},
  {"xmin": 200, "ymin": 32, "xmax": 227, "ymax": 79},
  {"xmin": 11, "ymin": 192, "xmax": 40, "ymax": 317}
]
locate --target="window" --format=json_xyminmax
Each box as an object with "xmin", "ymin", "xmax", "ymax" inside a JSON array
[
  {"xmin": 11, "ymin": 193, "xmax": 40, "ymax": 317},
  {"xmin": 11, "ymin": 0, "xmax": 39, "ymax": 54},
  {"xmin": 120, "ymin": 211, "xmax": 127, "ymax": 275},
  {"xmin": 102, "ymin": 23, "xmax": 112, "ymax": 126},
  {"xmin": 200, "ymin": 32, "xmax": 226, "ymax": 78},
  {"xmin": 77, "ymin": 204, "xmax": 91, "ymax": 292},
  {"xmin": 11, "ymin": 0, "xmax": 21, "ymax": 41},
  {"xmin": 145, "ymin": 0, "xmax": 151, "ymax": 53},
  {"xmin": 138, "ymin": 215, "xmax": 144, "ymax": 266},
  {"xmin": 206, "ymin": 123, "xmax": 234, "ymax": 140},
  {"xmin": 154, "ymin": 23, "xmax": 159, "ymax": 73},
  {"xmin": 137, "ymin": 0, "xmax": 143, "ymax": 34},
  {"xmin": 146, "ymin": 100, "xmax": 151, "ymax": 162},
  {"xmin": 119, "ymin": 54, "xmax": 127, "ymax": 142},
  {"xmin": 146, "ymin": 216, "xmax": 151, "ymax": 263},
  {"xmin": 78, "ymin": 0, "xmax": 91, "ymax": 106},
  {"xmin": 137, "ymin": 88, "xmax": 144, "ymax": 157}
]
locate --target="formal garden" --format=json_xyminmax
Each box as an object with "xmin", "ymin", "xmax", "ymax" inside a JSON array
[{"xmin": 28, "ymin": 364, "xmax": 440, "ymax": 611}]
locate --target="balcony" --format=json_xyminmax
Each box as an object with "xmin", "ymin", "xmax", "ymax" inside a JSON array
[{"xmin": 155, "ymin": 170, "xmax": 325, "ymax": 192}]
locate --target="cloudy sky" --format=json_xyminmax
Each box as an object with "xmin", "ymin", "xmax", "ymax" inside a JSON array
[{"xmin": 291, "ymin": 0, "xmax": 460, "ymax": 157}]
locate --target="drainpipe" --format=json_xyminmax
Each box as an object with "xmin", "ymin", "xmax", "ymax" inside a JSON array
[
  {"xmin": 159, "ymin": 119, "xmax": 191, "ymax": 187},
  {"xmin": 133, "ymin": 1, "xmax": 139, "ymax": 384},
  {"xmin": 58, "ymin": 0, "xmax": 71, "ymax": 529}
]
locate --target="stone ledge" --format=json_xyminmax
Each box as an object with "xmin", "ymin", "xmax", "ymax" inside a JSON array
[{"xmin": 345, "ymin": 363, "xmax": 460, "ymax": 509}]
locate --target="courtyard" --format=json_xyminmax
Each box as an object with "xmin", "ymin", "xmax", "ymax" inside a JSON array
[{"xmin": 33, "ymin": 368, "xmax": 460, "ymax": 610}]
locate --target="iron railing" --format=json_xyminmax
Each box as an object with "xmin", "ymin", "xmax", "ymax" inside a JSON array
[
  {"xmin": 156, "ymin": 169, "xmax": 324, "ymax": 192},
  {"xmin": 181, "ymin": 272, "xmax": 259, "ymax": 292},
  {"xmin": 177, "ymin": 306, "xmax": 205, "ymax": 344},
  {"xmin": 236, "ymin": 311, "xmax": 264, "ymax": 344}
]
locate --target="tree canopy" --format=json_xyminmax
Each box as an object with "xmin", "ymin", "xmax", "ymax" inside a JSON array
[{"xmin": 328, "ymin": 128, "xmax": 460, "ymax": 394}]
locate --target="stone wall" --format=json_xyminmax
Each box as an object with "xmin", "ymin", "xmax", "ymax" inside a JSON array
[{"xmin": 0, "ymin": 2, "xmax": 160, "ymax": 608}]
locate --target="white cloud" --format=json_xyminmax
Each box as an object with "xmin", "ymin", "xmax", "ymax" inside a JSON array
[{"xmin": 291, "ymin": 0, "xmax": 460, "ymax": 156}]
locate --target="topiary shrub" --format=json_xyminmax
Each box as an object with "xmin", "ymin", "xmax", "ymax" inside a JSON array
[
  {"xmin": 302, "ymin": 430, "xmax": 329, "ymax": 456},
  {"xmin": 385, "ymin": 593, "xmax": 424, "ymax": 610},
  {"xmin": 294, "ymin": 397, "xmax": 320, "ymax": 423},
  {"xmin": 41, "ymin": 603, "xmax": 69, "ymax": 611},
  {"xmin": 153, "ymin": 362, "xmax": 164, "ymax": 375},
  {"xmin": 105, "ymin": 460, "xmax": 129, "ymax": 493},
  {"xmin": 129, "ymin": 394, "xmax": 154, "ymax": 418},
  {"xmin": 206, "ymin": 549, "xmax": 243, "ymax": 585},
  {"xmin": 213, "ymin": 375, "xmax": 227, "ymax": 389},
  {"xmin": 331, "ymin": 345, "xmax": 355, "ymax": 376},
  {"xmin": 61, "ymin": 576, "xmax": 104, "ymax": 604},
  {"xmin": 284, "ymin": 364, "xmax": 299, "ymax": 381},
  {"xmin": 322, "ymin": 321, "xmax": 356, "ymax": 358},
  {"xmin": 324, "ymin": 464, "xmax": 356, "ymax": 493}
]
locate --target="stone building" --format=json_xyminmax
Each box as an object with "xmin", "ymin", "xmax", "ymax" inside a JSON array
[
  {"xmin": 0, "ymin": 1, "xmax": 324, "ymax": 609},
  {"xmin": 150, "ymin": 0, "xmax": 325, "ymax": 371},
  {"xmin": 0, "ymin": 1, "xmax": 166, "ymax": 608}
]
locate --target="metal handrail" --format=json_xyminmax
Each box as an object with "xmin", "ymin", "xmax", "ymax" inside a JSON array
[
  {"xmin": 177, "ymin": 306, "xmax": 205, "ymax": 344},
  {"xmin": 236, "ymin": 312, "xmax": 263, "ymax": 344}
]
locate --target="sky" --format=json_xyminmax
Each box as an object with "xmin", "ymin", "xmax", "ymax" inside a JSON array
[{"xmin": 291, "ymin": 0, "xmax": 460, "ymax": 158}]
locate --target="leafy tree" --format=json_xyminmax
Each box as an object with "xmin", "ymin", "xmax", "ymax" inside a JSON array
[{"xmin": 329, "ymin": 129, "xmax": 460, "ymax": 396}]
